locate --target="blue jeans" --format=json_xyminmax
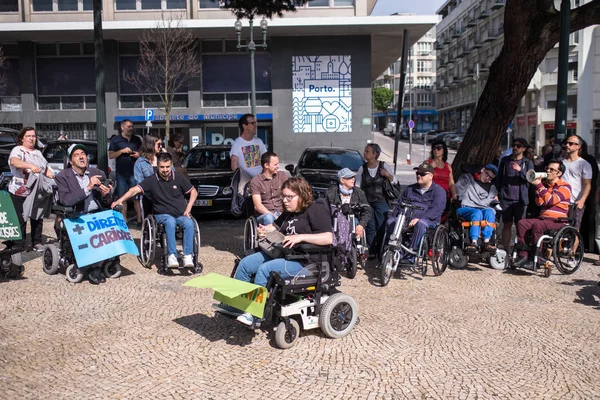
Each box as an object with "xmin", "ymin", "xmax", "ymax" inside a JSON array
[
  {"xmin": 366, "ymin": 201, "xmax": 389, "ymax": 255},
  {"xmin": 385, "ymin": 217, "xmax": 437, "ymax": 259},
  {"xmin": 155, "ymin": 214, "xmax": 194, "ymax": 257},
  {"xmin": 116, "ymin": 173, "xmax": 137, "ymax": 198},
  {"xmin": 456, "ymin": 207, "xmax": 495, "ymax": 241},
  {"xmin": 256, "ymin": 211, "xmax": 280, "ymax": 226},
  {"xmin": 234, "ymin": 251, "xmax": 304, "ymax": 287}
]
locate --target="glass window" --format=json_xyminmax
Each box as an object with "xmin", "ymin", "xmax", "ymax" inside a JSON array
[
  {"xmin": 62, "ymin": 96, "xmax": 84, "ymax": 109},
  {"xmin": 202, "ymin": 53, "xmax": 271, "ymax": 93},
  {"xmin": 167, "ymin": 0, "xmax": 186, "ymax": 8},
  {"xmin": 144, "ymin": 95, "xmax": 163, "ymax": 108},
  {"xmin": 82, "ymin": 43, "xmax": 95, "ymax": 55},
  {"xmin": 115, "ymin": 0, "xmax": 136, "ymax": 10},
  {"xmin": 199, "ymin": 0, "xmax": 220, "ymax": 8},
  {"xmin": 141, "ymin": 0, "xmax": 161, "ymax": 9},
  {"xmin": 183, "ymin": 148, "xmax": 231, "ymax": 169},
  {"xmin": 37, "ymin": 58, "xmax": 96, "ymax": 96},
  {"xmin": 57, "ymin": 0, "xmax": 78, "ymax": 11},
  {"xmin": 172, "ymin": 94, "xmax": 188, "ymax": 108},
  {"xmin": 256, "ymin": 93, "xmax": 272, "ymax": 106},
  {"xmin": 120, "ymin": 95, "xmax": 143, "ymax": 108},
  {"xmin": 118, "ymin": 42, "xmax": 140, "ymax": 55},
  {"xmin": 334, "ymin": 0, "xmax": 353, "ymax": 5},
  {"xmin": 202, "ymin": 93, "xmax": 225, "ymax": 107},
  {"xmin": 32, "ymin": 0, "xmax": 53, "ymax": 11},
  {"xmin": 38, "ymin": 97, "xmax": 61, "ymax": 110},
  {"xmin": 83, "ymin": 0, "xmax": 93, "ymax": 10},
  {"xmin": 1, "ymin": 44, "xmax": 19, "ymax": 57},
  {"xmin": 308, "ymin": 0, "xmax": 329, "ymax": 6},
  {"xmin": 201, "ymin": 41, "xmax": 223, "ymax": 53},
  {"xmin": 85, "ymin": 96, "xmax": 96, "ymax": 109},
  {"xmin": 0, "ymin": 0, "xmax": 18, "ymax": 11},
  {"xmin": 118, "ymin": 56, "xmax": 189, "ymax": 95},
  {"xmin": 226, "ymin": 93, "xmax": 248, "ymax": 107},
  {"xmin": 1, "ymin": 97, "xmax": 22, "ymax": 112},
  {"xmin": 0, "ymin": 59, "xmax": 20, "ymax": 97},
  {"xmin": 225, "ymin": 40, "xmax": 244, "ymax": 52},
  {"xmin": 59, "ymin": 43, "xmax": 81, "ymax": 56},
  {"xmin": 36, "ymin": 43, "xmax": 57, "ymax": 56}
]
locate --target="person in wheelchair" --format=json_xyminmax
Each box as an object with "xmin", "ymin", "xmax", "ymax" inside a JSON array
[
  {"xmin": 325, "ymin": 168, "xmax": 371, "ymax": 240},
  {"xmin": 248, "ymin": 151, "xmax": 289, "ymax": 225},
  {"xmin": 384, "ymin": 162, "xmax": 446, "ymax": 262},
  {"xmin": 214, "ymin": 177, "xmax": 333, "ymax": 327},
  {"xmin": 454, "ymin": 163, "xmax": 499, "ymax": 252},
  {"xmin": 513, "ymin": 160, "xmax": 572, "ymax": 269},
  {"xmin": 55, "ymin": 144, "xmax": 113, "ymax": 212},
  {"xmin": 111, "ymin": 152, "xmax": 198, "ymax": 269}
]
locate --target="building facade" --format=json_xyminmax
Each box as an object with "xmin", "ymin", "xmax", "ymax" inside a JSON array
[
  {"xmin": 373, "ymin": 25, "xmax": 438, "ymax": 136},
  {"xmin": 0, "ymin": 0, "xmax": 436, "ymax": 163}
]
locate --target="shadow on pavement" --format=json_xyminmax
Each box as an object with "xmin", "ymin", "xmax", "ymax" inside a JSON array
[
  {"xmin": 173, "ymin": 312, "xmax": 258, "ymax": 347},
  {"xmin": 560, "ymin": 279, "xmax": 600, "ymax": 310}
]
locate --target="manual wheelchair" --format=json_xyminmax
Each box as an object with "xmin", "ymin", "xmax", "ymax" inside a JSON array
[
  {"xmin": 228, "ymin": 242, "xmax": 358, "ymax": 349},
  {"xmin": 137, "ymin": 198, "xmax": 203, "ymax": 275},
  {"xmin": 378, "ymin": 201, "xmax": 450, "ymax": 286},
  {"xmin": 330, "ymin": 202, "xmax": 369, "ymax": 279},
  {"xmin": 445, "ymin": 201, "xmax": 507, "ymax": 270},
  {"xmin": 43, "ymin": 204, "xmax": 122, "ymax": 284},
  {"xmin": 508, "ymin": 205, "xmax": 583, "ymax": 277}
]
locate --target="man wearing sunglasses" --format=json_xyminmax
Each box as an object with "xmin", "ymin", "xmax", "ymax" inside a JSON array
[
  {"xmin": 497, "ymin": 137, "xmax": 534, "ymax": 253},
  {"xmin": 384, "ymin": 162, "xmax": 446, "ymax": 261},
  {"xmin": 513, "ymin": 160, "xmax": 572, "ymax": 269},
  {"xmin": 230, "ymin": 113, "xmax": 267, "ymax": 178},
  {"xmin": 558, "ymin": 135, "xmax": 592, "ymax": 230},
  {"xmin": 454, "ymin": 164, "xmax": 499, "ymax": 252}
]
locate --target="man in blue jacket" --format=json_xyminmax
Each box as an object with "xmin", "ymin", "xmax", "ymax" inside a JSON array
[{"xmin": 384, "ymin": 162, "xmax": 446, "ymax": 259}]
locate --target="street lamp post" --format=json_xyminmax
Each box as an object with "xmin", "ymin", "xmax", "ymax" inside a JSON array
[{"xmin": 235, "ymin": 18, "xmax": 268, "ymax": 117}]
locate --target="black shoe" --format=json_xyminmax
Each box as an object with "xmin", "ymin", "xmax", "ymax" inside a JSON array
[
  {"xmin": 513, "ymin": 257, "xmax": 528, "ymax": 268},
  {"xmin": 521, "ymin": 260, "xmax": 535, "ymax": 270}
]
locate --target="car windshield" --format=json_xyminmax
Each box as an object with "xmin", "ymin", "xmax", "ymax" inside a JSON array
[
  {"xmin": 44, "ymin": 143, "xmax": 98, "ymax": 165},
  {"xmin": 298, "ymin": 150, "xmax": 363, "ymax": 171},
  {"xmin": 184, "ymin": 148, "xmax": 231, "ymax": 169},
  {"xmin": 0, "ymin": 131, "xmax": 16, "ymax": 145}
]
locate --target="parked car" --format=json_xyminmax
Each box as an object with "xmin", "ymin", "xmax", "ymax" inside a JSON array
[
  {"xmin": 449, "ymin": 135, "xmax": 464, "ymax": 149},
  {"xmin": 42, "ymin": 139, "xmax": 99, "ymax": 174},
  {"xmin": 383, "ymin": 123, "xmax": 396, "ymax": 137},
  {"xmin": 285, "ymin": 147, "xmax": 363, "ymax": 198},
  {"xmin": 444, "ymin": 133, "xmax": 463, "ymax": 147},
  {"xmin": 0, "ymin": 127, "xmax": 19, "ymax": 173},
  {"xmin": 183, "ymin": 144, "xmax": 234, "ymax": 215},
  {"xmin": 427, "ymin": 131, "xmax": 455, "ymax": 144}
]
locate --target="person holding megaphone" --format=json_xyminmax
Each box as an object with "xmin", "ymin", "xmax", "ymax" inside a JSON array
[{"xmin": 513, "ymin": 160, "xmax": 572, "ymax": 269}]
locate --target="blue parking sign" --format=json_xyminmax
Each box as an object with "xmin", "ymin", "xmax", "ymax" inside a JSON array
[{"xmin": 145, "ymin": 109, "xmax": 155, "ymax": 121}]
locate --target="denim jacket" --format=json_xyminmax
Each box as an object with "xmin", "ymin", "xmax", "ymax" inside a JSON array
[{"xmin": 134, "ymin": 156, "xmax": 155, "ymax": 184}]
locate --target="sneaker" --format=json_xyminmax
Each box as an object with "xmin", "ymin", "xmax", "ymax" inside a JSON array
[
  {"xmin": 513, "ymin": 257, "xmax": 529, "ymax": 268},
  {"xmin": 167, "ymin": 254, "xmax": 179, "ymax": 268},
  {"xmin": 212, "ymin": 303, "xmax": 243, "ymax": 317},
  {"xmin": 183, "ymin": 254, "xmax": 194, "ymax": 268},
  {"xmin": 33, "ymin": 244, "xmax": 44, "ymax": 252},
  {"xmin": 236, "ymin": 312, "xmax": 255, "ymax": 326}
]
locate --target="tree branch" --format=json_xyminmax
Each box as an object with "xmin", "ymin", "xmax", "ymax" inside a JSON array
[{"xmin": 570, "ymin": 0, "xmax": 600, "ymax": 32}]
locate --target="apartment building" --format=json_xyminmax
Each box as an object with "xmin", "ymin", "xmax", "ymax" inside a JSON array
[
  {"xmin": 0, "ymin": 0, "xmax": 436, "ymax": 162},
  {"xmin": 373, "ymin": 25, "xmax": 438, "ymax": 135}
]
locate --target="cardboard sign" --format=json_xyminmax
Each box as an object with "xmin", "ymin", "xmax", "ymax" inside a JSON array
[
  {"xmin": 184, "ymin": 273, "xmax": 267, "ymax": 318},
  {"xmin": 63, "ymin": 209, "xmax": 139, "ymax": 268},
  {"xmin": 0, "ymin": 191, "xmax": 22, "ymax": 241}
]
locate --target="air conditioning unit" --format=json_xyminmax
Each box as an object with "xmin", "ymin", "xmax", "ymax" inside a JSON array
[{"xmin": 384, "ymin": 83, "xmax": 391, "ymax": 89}]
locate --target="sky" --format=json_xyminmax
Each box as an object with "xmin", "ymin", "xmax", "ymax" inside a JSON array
[{"xmin": 371, "ymin": 0, "xmax": 445, "ymax": 15}]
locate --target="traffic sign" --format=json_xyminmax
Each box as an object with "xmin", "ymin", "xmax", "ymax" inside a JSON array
[
  {"xmin": 145, "ymin": 109, "xmax": 155, "ymax": 121},
  {"xmin": 408, "ymin": 119, "xmax": 415, "ymax": 130}
]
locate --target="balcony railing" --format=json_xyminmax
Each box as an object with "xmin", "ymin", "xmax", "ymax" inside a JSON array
[
  {"xmin": 478, "ymin": 9, "xmax": 490, "ymax": 19},
  {"xmin": 540, "ymin": 70, "xmax": 578, "ymax": 86},
  {"xmin": 491, "ymin": 0, "xmax": 506, "ymax": 10},
  {"xmin": 486, "ymin": 29, "xmax": 502, "ymax": 41},
  {"xmin": 466, "ymin": 17, "xmax": 477, "ymax": 27}
]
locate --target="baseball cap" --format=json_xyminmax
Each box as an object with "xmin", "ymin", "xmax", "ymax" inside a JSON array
[
  {"xmin": 68, "ymin": 143, "xmax": 87, "ymax": 159},
  {"xmin": 484, "ymin": 163, "xmax": 498, "ymax": 176},
  {"xmin": 413, "ymin": 162, "xmax": 435, "ymax": 174},
  {"xmin": 512, "ymin": 137, "xmax": 529, "ymax": 147},
  {"xmin": 337, "ymin": 167, "xmax": 356, "ymax": 179}
]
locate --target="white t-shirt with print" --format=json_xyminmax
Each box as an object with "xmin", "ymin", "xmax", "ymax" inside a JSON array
[
  {"xmin": 560, "ymin": 157, "xmax": 593, "ymax": 201},
  {"xmin": 230, "ymin": 136, "xmax": 267, "ymax": 177},
  {"xmin": 8, "ymin": 146, "xmax": 49, "ymax": 197}
]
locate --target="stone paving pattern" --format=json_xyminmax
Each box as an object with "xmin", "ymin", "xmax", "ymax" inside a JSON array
[{"xmin": 1, "ymin": 217, "xmax": 600, "ymax": 399}]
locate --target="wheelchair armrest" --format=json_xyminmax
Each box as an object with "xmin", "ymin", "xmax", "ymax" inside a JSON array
[
  {"xmin": 296, "ymin": 243, "xmax": 331, "ymax": 254},
  {"xmin": 52, "ymin": 204, "xmax": 75, "ymax": 214}
]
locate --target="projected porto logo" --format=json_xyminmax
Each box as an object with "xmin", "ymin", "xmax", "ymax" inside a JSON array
[{"xmin": 292, "ymin": 55, "xmax": 352, "ymax": 133}]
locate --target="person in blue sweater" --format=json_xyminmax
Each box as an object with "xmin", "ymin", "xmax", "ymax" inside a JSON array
[{"xmin": 384, "ymin": 162, "xmax": 447, "ymax": 260}]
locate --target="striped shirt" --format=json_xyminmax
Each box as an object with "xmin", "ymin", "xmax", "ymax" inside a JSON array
[{"xmin": 535, "ymin": 178, "xmax": 572, "ymax": 220}]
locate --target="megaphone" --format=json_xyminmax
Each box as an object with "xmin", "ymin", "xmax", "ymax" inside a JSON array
[{"xmin": 526, "ymin": 169, "xmax": 547, "ymax": 183}]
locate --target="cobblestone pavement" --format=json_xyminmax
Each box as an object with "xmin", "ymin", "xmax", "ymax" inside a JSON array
[{"xmin": 1, "ymin": 216, "xmax": 600, "ymax": 400}]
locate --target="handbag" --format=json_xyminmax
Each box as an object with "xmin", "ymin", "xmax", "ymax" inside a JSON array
[
  {"xmin": 258, "ymin": 229, "xmax": 286, "ymax": 258},
  {"xmin": 379, "ymin": 161, "xmax": 401, "ymax": 200}
]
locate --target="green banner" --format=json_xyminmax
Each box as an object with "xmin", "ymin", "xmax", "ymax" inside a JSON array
[
  {"xmin": 0, "ymin": 191, "xmax": 22, "ymax": 241},
  {"xmin": 184, "ymin": 273, "xmax": 267, "ymax": 318}
]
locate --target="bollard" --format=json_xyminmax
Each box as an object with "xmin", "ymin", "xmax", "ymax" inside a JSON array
[{"xmin": 406, "ymin": 153, "xmax": 411, "ymax": 165}]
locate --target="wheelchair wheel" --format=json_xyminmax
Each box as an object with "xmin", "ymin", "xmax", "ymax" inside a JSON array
[
  {"xmin": 192, "ymin": 217, "xmax": 203, "ymax": 273},
  {"xmin": 102, "ymin": 259, "xmax": 122, "ymax": 279},
  {"xmin": 319, "ymin": 293, "xmax": 358, "ymax": 339},
  {"xmin": 489, "ymin": 249, "xmax": 507, "ymax": 270},
  {"xmin": 553, "ymin": 226, "xmax": 583, "ymax": 275},
  {"xmin": 347, "ymin": 246, "xmax": 358, "ymax": 279},
  {"xmin": 431, "ymin": 225, "xmax": 449, "ymax": 276},
  {"xmin": 274, "ymin": 319, "xmax": 301, "ymax": 350},
  {"xmin": 243, "ymin": 217, "xmax": 258, "ymax": 256},
  {"xmin": 379, "ymin": 249, "xmax": 396, "ymax": 287},
  {"xmin": 42, "ymin": 244, "xmax": 60, "ymax": 275},
  {"xmin": 138, "ymin": 215, "xmax": 157, "ymax": 268},
  {"xmin": 448, "ymin": 247, "xmax": 468, "ymax": 269},
  {"xmin": 65, "ymin": 264, "xmax": 83, "ymax": 283},
  {"xmin": 417, "ymin": 233, "xmax": 431, "ymax": 276}
]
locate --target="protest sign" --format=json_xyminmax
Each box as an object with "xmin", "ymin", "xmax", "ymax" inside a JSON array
[
  {"xmin": 184, "ymin": 273, "xmax": 267, "ymax": 318},
  {"xmin": 0, "ymin": 191, "xmax": 22, "ymax": 241},
  {"xmin": 64, "ymin": 209, "xmax": 139, "ymax": 268}
]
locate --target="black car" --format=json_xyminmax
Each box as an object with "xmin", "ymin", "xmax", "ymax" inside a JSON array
[
  {"xmin": 285, "ymin": 147, "xmax": 364, "ymax": 198},
  {"xmin": 0, "ymin": 127, "xmax": 19, "ymax": 173},
  {"xmin": 183, "ymin": 145, "xmax": 234, "ymax": 215}
]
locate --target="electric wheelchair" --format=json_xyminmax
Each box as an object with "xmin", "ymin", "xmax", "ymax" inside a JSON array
[
  {"xmin": 508, "ymin": 205, "xmax": 583, "ymax": 277},
  {"xmin": 228, "ymin": 242, "xmax": 358, "ymax": 349},
  {"xmin": 379, "ymin": 200, "xmax": 450, "ymax": 287},
  {"xmin": 137, "ymin": 197, "xmax": 203, "ymax": 275},
  {"xmin": 445, "ymin": 201, "xmax": 507, "ymax": 270},
  {"xmin": 43, "ymin": 204, "xmax": 122, "ymax": 284}
]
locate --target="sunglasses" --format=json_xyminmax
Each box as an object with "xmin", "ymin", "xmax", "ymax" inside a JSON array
[
  {"xmin": 512, "ymin": 143, "xmax": 524, "ymax": 148},
  {"xmin": 416, "ymin": 171, "xmax": 429, "ymax": 177},
  {"xmin": 565, "ymin": 141, "xmax": 580, "ymax": 146},
  {"xmin": 433, "ymin": 146, "xmax": 444, "ymax": 151}
]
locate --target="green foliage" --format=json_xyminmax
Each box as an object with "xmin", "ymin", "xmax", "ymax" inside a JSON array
[
  {"xmin": 221, "ymin": 0, "xmax": 310, "ymax": 19},
  {"xmin": 372, "ymin": 86, "xmax": 394, "ymax": 114}
]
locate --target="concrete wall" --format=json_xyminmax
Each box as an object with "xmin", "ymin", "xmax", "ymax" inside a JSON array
[{"xmin": 270, "ymin": 35, "xmax": 372, "ymax": 164}]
